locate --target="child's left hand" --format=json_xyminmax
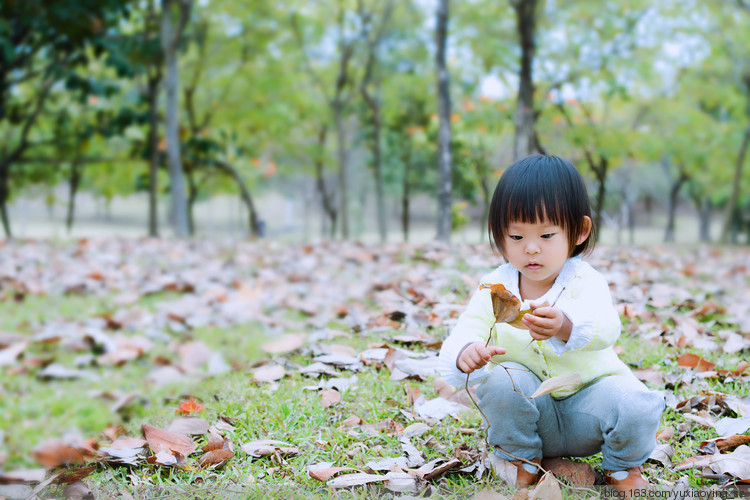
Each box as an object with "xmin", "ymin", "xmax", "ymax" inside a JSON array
[{"xmin": 522, "ymin": 302, "xmax": 570, "ymax": 341}]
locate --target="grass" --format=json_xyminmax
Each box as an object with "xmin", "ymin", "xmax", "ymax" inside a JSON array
[{"xmin": 1, "ymin": 244, "xmax": 749, "ymax": 500}]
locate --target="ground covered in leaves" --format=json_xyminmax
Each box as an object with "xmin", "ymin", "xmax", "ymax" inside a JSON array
[{"xmin": 0, "ymin": 240, "xmax": 749, "ymax": 499}]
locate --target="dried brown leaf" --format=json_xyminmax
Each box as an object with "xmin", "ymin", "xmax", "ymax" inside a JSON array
[
  {"xmin": 540, "ymin": 457, "xmax": 595, "ymax": 487},
  {"xmin": 142, "ymin": 424, "xmax": 196, "ymax": 457},
  {"xmin": 261, "ymin": 334, "xmax": 305, "ymax": 354},
  {"xmin": 320, "ymin": 389, "xmax": 341, "ymax": 407}
]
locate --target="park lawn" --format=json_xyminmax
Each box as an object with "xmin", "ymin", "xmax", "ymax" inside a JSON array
[{"xmin": 0, "ymin": 241, "xmax": 748, "ymax": 499}]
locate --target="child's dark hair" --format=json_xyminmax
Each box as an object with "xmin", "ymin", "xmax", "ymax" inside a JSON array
[{"xmin": 488, "ymin": 154, "xmax": 596, "ymax": 257}]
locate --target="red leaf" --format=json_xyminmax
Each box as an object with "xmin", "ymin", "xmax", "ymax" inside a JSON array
[{"xmin": 177, "ymin": 396, "xmax": 204, "ymax": 415}]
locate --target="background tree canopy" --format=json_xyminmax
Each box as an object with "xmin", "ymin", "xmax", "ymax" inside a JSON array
[{"xmin": 1, "ymin": 0, "xmax": 749, "ymax": 244}]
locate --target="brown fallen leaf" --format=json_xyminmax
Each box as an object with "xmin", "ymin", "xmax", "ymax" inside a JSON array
[
  {"xmin": 142, "ymin": 424, "xmax": 196, "ymax": 457},
  {"xmin": 321, "ymin": 389, "xmax": 341, "ymax": 407},
  {"xmin": 677, "ymin": 353, "xmax": 715, "ymax": 372},
  {"xmin": 252, "ymin": 364, "xmax": 286, "ymax": 383},
  {"xmin": 32, "ymin": 440, "xmax": 87, "ymax": 469},
  {"xmin": 261, "ymin": 334, "xmax": 305, "ymax": 354},
  {"xmin": 343, "ymin": 415, "xmax": 362, "ymax": 427},
  {"xmin": 308, "ymin": 465, "xmax": 361, "ymax": 482},
  {"xmin": 699, "ymin": 435, "xmax": 750, "ymax": 453},
  {"xmin": 529, "ymin": 472, "xmax": 562, "ymax": 500},
  {"xmin": 199, "ymin": 439, "xmax": 234, "ymax": 469},
  {"xmin": 540, "ymin": 457, "xmax": 595, "ymax": 487},
  {"xmin": 656, "ymin": 427, "xmax": 674, "ymax": 442},
  {"xmin": 166, "ymin": 416, "xmax": 210, "ymax": 436}
]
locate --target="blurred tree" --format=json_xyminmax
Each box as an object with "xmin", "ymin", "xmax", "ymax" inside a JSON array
[
  {"xmin": 357, "ymin": 0, "xmax": 395, "ymax": 243},
  {"xmin": 161, "ymin": 0, "xmax": 192, "ymax": 237},
  {"xmin": 0, "ymin": 0, "xmax": 130, "ymax": 237},
  {"xmin": 435, "ymin": 0, "xmax": 453, "ymax": 242}
]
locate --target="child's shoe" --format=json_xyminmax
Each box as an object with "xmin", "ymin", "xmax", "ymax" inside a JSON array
[
  {"xmin": 511, "ymin": 458, "xmax": 542, "ymax": 487},
  {"xmin": 488, "ymin": 453, "xmax": 542, "ymax": 487},
  {"xmin": 605, "ymin": 466, "xmax": 648, "ymax": 495}
]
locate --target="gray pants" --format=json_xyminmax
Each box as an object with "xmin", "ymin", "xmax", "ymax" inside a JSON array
[{"xmin": 476, "ymin": 362, "xmax": 665, "ymax": 471}]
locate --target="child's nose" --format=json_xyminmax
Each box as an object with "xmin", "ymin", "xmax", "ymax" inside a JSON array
[{"xmin": 525, "ymin": 242, "xmax": 540, "ymax": 254}]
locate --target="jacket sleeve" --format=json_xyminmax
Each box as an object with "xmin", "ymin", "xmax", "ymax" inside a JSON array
[
  {"xmin": 552, "ymin": 267, "xmax": 621, "ymax": 353},
  {"xmin": 437, "ymin": 286, "xmax": 498, "ymax": 387}
]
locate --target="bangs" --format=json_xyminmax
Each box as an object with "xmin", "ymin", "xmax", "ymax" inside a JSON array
[{"xmin": 488, "ymin": 154, "xmax": 595, "ymax": 257}]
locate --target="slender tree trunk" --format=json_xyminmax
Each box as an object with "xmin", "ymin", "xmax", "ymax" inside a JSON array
[
  {"xmin": 435, "ymin": 0, "xmax": 453, "ymax": 242},
  {"xmin": 185, "ymin": 168, "xmax": 197, "ymax": 235},
  {"xmin": 66, "ymin": 155, "xmax": 84, "ymax": 234},
  {"xmin": 511, "ymin": 0, "xmax": 539, "ymax": 161},
  {"xmin": 720, "ymin": 122, "xmax": 750, "ymax": 243},
  {"xmin": 161, "ymin": 0, "xmax": 191, "ymax": 237},
  {"xmin": 333, "ymin": 106, "xmax": 349, "ymax": 240},
  {"xmin": 699, "ymin": 198, "xmax": 712, "ymax": 243},
  {"xmin": 401, "ymin": 138, "xmax": 413, "ymax": 242},
  {"xmin": 313, "ymin": 124, "xmax": 337, "ymax": 238},
  {"xmin": 147, "ymin": 75, "xmax": 161, "ymax": 237},
  {"xmin": 214, "ymin": 160, "xmax": 260, "ymax": 237},
  {"xmin": 664, "ymin": 170, "xmax": 689, "ymax": 243},
  {"xmin": 362, "ymin": 84, "xmax": 386, "ymax": 243},
  {"xmin": 589, "ymin": 156, "xmax": 609, "ymax": 232},
  {"xmin": 0, "ymin": 163, "xmax": 11, "ymax": 238}
]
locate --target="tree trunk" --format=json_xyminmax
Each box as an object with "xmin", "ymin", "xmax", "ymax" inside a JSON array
[
  {"xmin": 435, "ymin": 0, "xmax": 453, "ymax": 242},
  {"xmin": 362, "ymin": 85, "xmax": 386, "ymax": 243},
  {"xmin": 720, "ymin": 122, "xmax": 750, "ymax": 243},
  {"xmin": 401, "ymin": 138, "xmax": 413, "ymax": 242},
  {"xmin": 511, "ymin": 0, "xmax": 539, "ymax": 161},
  {"xmin": 161, "ymin": 0, "xmax": 191, "ymax": 237},
  {"xmin": 664, "ymin": 170, "xmax": 689, "ymax": 243},
  {"xmin": 185, "ymin": 167, "xmax": 197, "ymax": 235},
  {"xmin": 313, "ymin": 124, "xmax": 337, "ymax": 238},
  {"xmin": 66, "ymin": 155, "xmax": 84, "ymax": 234},
  {"xmin": 0, "ymin": 163, "xmax": 11, "ymax": 238},
  {"xmin": 699, "ymin": 197, "xmax": 712, "ymax": 243},
  {"xmin": 333, "ymin": 105, "xmax": 349, "ymax": 240},
  {"xmin": 589, "ymin": 156, "xmax": 608, "ymax": 232},
  {"xmin": 215, "ymin": 160, "xmax": 260, "ymax": 237},
  {"xmin": 147, "ymin": 74, "xmax": 161, "ymax": 237}
]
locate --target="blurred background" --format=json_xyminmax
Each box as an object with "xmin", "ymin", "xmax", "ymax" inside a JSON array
[{"xmin": 1, "ymin": 0, "xmax": 749, "ymax": 246}]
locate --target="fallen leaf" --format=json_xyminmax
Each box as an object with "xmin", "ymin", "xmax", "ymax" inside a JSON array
[
  {"xmin": 308, "ymin": 465, "xmax": 359, "ymax": 482},
  {"xmin": 648, "ymin": 443, "xmax": 673, "ymax": 466},
  {"xmin": 252, "ymin": 364, "xmax": 286, "ymax": 383},
  {"xmin": 677, "ymin": 353, "xmax": 715, "ymax": 372},
  {"xmin": 529, "ymin": 472, "xmax": 562, "ymax": 500},
  {"xmin": 0, "ymin": 468, "xmax": 46, "ymax": 484},
  {"xmin": 714, "ymin": 416, "xmax": 750, "ymax": 436},
  {"xmin": 166, "ymin": 417, "xmax": 210, "ymax": 436},
  {"xmin": 540, "ymin": 457, "xmax": 595, "ymax": 487},
  {"xmin": 327, "ymin": 472, "xmax": 385, "ymax": 488},
  {"xmin": 383, "ymin": 471, "xmax": 418, "ymax": 493},
  {"xmin": 199, "ymin": 439, "xmax": 234, "ymax": 469},
  {"xmin": 656, "ymin": 428, "xmax": 674, "ymax": 442},
  {"xmin": 177, "ymin": 396, "xmax": 204, "ymax": 415},
  {"xmin": 699, "ymin": 435, "xmax": 750, "ymax": 453},
  {"xmin": 530, "ymin": 373, "xmax": 582, "ymax": 399},
  {"xmin": 142, "ymin": 424, "xmax": 196, "ymax": 457},
  {"xmin": 261, "ymin": 334, "xmax": 305, "ymax": 354},
  {"xmin": 32, "ymin": 440, "xmax": 87, "ymax": 469},
  {"xmin": 241, "ymin": 440, "xmax": 299, "ymax": 458},
  {"xmin": 321, "ymin": 389, "xmax": 341, "ymax": 407}
]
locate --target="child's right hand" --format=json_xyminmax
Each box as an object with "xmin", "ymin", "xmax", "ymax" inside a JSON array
[{"xmin": 456, "ymin": 342, "xmax": 507, "ymax": 374}]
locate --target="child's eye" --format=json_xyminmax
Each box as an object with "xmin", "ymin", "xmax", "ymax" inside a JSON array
[
  {"xmin": 541, "ymin": 233, "xmax": 555, "ymax": 239},
  {"xmin": 509, "ymin": 235, "xmax": 522, "ymax": 241}
]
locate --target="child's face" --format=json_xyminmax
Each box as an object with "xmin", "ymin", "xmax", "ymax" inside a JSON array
[{"xmin": 504, "ymin": 219, "xmax": 580, "ymax": 292}]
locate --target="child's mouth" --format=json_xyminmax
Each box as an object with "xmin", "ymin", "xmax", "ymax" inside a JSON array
[{"xmin": 526, "ymin": 263, "xmax": 542, "ymax": 270}]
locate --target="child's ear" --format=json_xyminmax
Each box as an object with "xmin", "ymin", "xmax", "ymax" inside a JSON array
[{"xmin": 576, "ymin": 216, "xmax": 592, "ymax": 245}]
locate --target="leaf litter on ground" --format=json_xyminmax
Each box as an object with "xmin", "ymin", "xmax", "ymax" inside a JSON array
[{"xmin": 0, "ymin": 241, "xmax": 749, "ymax": 495}]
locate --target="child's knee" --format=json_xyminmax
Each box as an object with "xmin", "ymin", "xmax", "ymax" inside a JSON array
[{"xmin": 477, "ymin": 363, "xmax": 539, "ymax": 401}]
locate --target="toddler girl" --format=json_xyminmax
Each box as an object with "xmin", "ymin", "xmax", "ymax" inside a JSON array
[{"xmin": 438, "ymin": 155, "xmax": 664, "ymax": 492}]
